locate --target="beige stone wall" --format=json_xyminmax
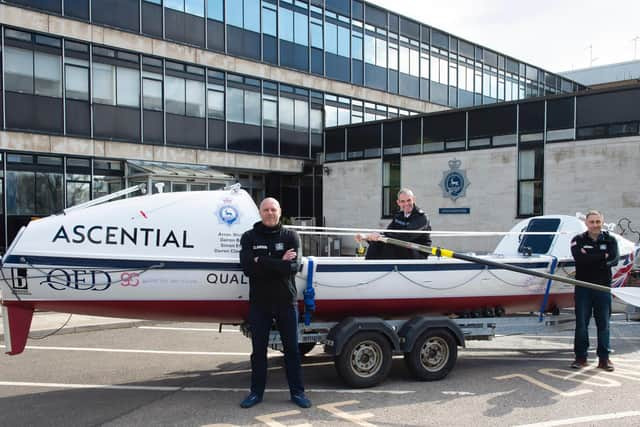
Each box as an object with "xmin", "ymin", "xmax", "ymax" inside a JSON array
[
  {"xmin": 324, "ymin": 136, "xmax": 640, "ymax": 254},
  {"xmin": 545, "ymin": 136, "xmax": 640, "ymax": 233},
  {"xmin": 402, "ymin": 148, "xmax": 518, "ymax": 252},
  {"xmin": 0, "ymin": 4, "xmax": 446, "ymax": 115}
]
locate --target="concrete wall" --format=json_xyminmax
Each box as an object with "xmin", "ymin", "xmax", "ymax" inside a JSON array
[
  {"xmin": 322, "ymin": 158, "xmax": 387, "ymax": 253},
  {"xmin": 545, "ymin": 136, "xmax": 640, "ymax": 236},
  {"xmin": 403, "ymin": 148, "xmax": 517, "ymax": 252},
  {"xmin": 323, "ymin": 136, "xmax": 640, "ymax": 255}
]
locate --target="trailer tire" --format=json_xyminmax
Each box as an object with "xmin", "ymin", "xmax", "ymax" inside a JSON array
[
  {"xmin": 335, "ymin": 331, "xmax": 392, "ymax": 388},
  {"xmin": 404, "ymin": 328, "xmax": 457, "ymax": 381}
]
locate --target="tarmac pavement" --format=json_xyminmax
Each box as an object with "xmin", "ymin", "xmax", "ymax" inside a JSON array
[{"xmin": 0, "ymin": 310, "xmax": 157, "ymax": 343}]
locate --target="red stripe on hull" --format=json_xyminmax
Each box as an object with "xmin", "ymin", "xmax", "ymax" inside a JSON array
[{"xmin": 4, "ymin": 293, "xmax": 574, "ymax": 322}]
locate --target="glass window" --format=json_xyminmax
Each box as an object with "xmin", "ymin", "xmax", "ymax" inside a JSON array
[
  {"xmin": 409, "ymin": 48, "xmax": 419, "ymax": 77},
  {"xmin": 263, "ymin": 94, "xmax": 277, "ymax": 127},
  {"xmin": 294, "ymin": 99, "xmax": 308, "ymax": 131},
  {"xmin": 166, "ymin": 76, "xmax": 186, "ymax": 115},
  {"xmin": 294, "ymin": 11, "xmax": 308, "ymax": 45},
  {"xmin": 325, "ymin": 22, "xmax": 338, "ymax": 54},
  {"xmin": 364, "ymin": 34, "xmax": 375, "ymax": 64},
  {"xmin": 262, "ymin": 2, "xmax": 277, "ymax": 37},
  {"xmin": 207, "ymin": 84, "xmax": 225, "ymax": 119},
  {"xmin": 244, "ymin": 0, "xmax": 260, "ymax": 32},
  {"xmin": 185, "ymin": 80, "xmax": 205, "ymax": 117},
  {"xmin": 117, "ymin": 67, "xmax": 140, "ymax": 107},
  {"xmin": 185, "ymin": 0, "xmax": 205, "ymax": 17},
  {"xmin": 311, "ymin": 17, "xmax": 323, "ymax": 49},
  {"xmin": 310, "ymin": 108, "xmax": 323, "ymax": 133},
  {"xmin": 375, "ymin": 37, "xmax": 387, "ymax": 67},
  {"xmin": 279, "ymin": 7, "xmax": 294, "ymax": 42},
  {"xmin": 65, "ymin": 64, "xmax": 89, "ymax": 101},
  {"xmin": 338, "ymin": 25, "xmax": 350, "ymax": 57},
  {"xmin": 399, "ymin": 46, "xmax": 409, "ymax": 74},
  {"xmin": 226, "ymin": 0, "xmax": 243, "ymax": 27},
  {"xmin": 227, "ymin": 87, "xmax": 244, "ymax": 123},
  {"xmin": 279, "ymin": 97, "xmax": 294, "ymax": 130},
  {"xmin": 382, "ymin": 159, "xmax": 400, "ymax": 217},
  {"xmin": 34, "ymin": 52, "xmax": 62, "ymax": 97},
  {"xmin": 352, "ymin": 32, "xmax": 362, "ymax": 60},
  {"xmin": 93, "ymin": 62, "xmax": 116, "ymax": 105},
  {"xmin": 244, "ymin": 90, "xmax": 260, "ymax": 125},
  {"xmin": 5, "ymin": 47, "xmax": 34, "ymax": 94},
  {"xmin": 143, "ymin": 74, "xmax": 163, "ymax": 111},
  {"xmin": 166, "ymin": 0, "xmax": 184, "ymax": 11},
  {"xmin": 66, "ymin": 181, "xmax": 90, "ymax": 208},
  {"xmin": 208, "ymin": 0, "xmax": 224, "ymax": 21}
]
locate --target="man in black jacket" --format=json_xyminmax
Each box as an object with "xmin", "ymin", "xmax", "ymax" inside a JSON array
[
  {"xmin": 238, "ymin": 197, "xmax": 311, "ymax": 409},
  {"xmin": 357, "ymin": 188, "xmax": 432, "ymax": 259},
  {"xmin": 570, "ymin": 210, "xmax": 619, "ymax": 371}
]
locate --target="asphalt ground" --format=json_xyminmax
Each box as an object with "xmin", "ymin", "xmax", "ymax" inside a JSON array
[{"xmin": 1, "ymin": 319, "xmax": 640, "ymax": 427}]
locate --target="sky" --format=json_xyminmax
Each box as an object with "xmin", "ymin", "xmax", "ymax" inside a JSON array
[{"xmin": 367, "ymin": 0, "xmax": 640, "ymax": 73}]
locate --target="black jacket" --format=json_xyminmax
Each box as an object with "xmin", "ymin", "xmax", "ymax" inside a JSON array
[
  {"xmin": 366, "ymin": 206, "xmax": 432, "ymax": 259},
  {"xmin": 570, "ymin": 231, "xmax": 619, "ymax": 286},
  {"xmin": 240, "ymin": 221, "xmax": 300, "ymax": 306}
]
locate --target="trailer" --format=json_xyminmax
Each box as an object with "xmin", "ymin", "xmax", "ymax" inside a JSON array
[{"xmin": 239, "ymin": 312, "xmax": 575, "ymax": 388}]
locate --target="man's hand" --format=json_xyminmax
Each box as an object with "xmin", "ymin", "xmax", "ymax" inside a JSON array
[
  {"xmin": 581, "ymin": 248, "xmax": 587, "ymax": 254},
  {"xmin": 282, "ymin": 248, "xmax": 297, "ymax": 261}
]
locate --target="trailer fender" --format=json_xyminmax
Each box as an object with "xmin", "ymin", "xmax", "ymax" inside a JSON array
[
  {"xmin": 324, "ymin": 317, "xmax": 401, "ymax": 356},
  {"xmin": 398, "ymin": 317, "xmax": 465, "ymax": 353}
]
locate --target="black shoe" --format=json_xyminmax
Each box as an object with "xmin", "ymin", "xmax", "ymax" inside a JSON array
[
  {"xmin": 291, "ymin": 393, "xmax": 312, "ymax": 408},
  {"xmin": 598, "ymin": 359, "xmax": 614, "ymax": 372},
  {"xmin": 570, "ymin": 358, "xmax": 588, "ymax": 369},
  {"xmin": 240, "ymin": 392, "xmax": 262, "ymax": 409}
]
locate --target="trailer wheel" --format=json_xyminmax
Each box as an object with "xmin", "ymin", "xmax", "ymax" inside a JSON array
[
  {"xmin": 335, "ymin": 331, "xmax": 392, "ymax": 388},
  {"xmin": 405, "ymin": 328, "xmax": 457, "ymax": 381},
  {"xmin": 298, "ymin": 342, "xmax": 316, "ymax": 356}
]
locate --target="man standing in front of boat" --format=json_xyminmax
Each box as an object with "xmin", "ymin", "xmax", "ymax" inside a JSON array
[
  {"xmin": 570, "ymin": 210, "xmax": 619, "ymax": 371},
  {"xmin": 356, "ymin": 188, "xmax": 432, "ymax": 259},
  {"xmin": 238, "ymin": 197, "xmax": 311, "ymax": 409}
]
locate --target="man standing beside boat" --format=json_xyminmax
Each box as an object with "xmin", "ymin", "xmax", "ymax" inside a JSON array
[
  {"xmin": 238, "ymin": 197, "xmax": 311, "ymax": 409},
  {"xmin": 356, "ymin": 188, "xmax": 432, "ymax": 259},
  {"xmin": 570, "ymin": 210, "xmax": 619, "ymax": 371}
]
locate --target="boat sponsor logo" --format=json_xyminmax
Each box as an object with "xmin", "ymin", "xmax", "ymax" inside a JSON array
[
  {"xmin": 40, "ymin": 269, "xmax": 112, "ymax": 291},
  {"xmin": 206, "ymin": 272, "xmax": 248, "ymax": 285},
  {"xmin": 275, "ymin": 243, "xmax": 284, "ymax": 251},
  {"xmin": 217, "ymin": 198, "xmax": 240, "ymax": 226},
  {"xmin": 11, "ymin": 276, "xmax": 30, "ymax": 295},
  {"xmin": 120, "ymin": 272, "xmax": 140, "ymax": 287},
  {"xmin": 51, "ymin": 225, "xmax": 194, "ymax": 249},
  {"xmin": 439, "ymin": 159, "xmax": 470, "ymax": 201}
]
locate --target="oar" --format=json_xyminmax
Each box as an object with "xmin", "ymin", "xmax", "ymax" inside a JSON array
[{"xmin": 378, "ymin": 237, "xmax": 640, "ymax": 308}]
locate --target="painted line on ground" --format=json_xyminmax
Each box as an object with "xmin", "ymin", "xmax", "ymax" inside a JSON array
[
  {"xmin": 138, "ymin": 326, "xmax": 240, "ymax": 333},
  {"xmin": 515, "ymin": 410, "xmax": 640, "ymax": 427},
  {"xmin": 0, "ymin": 381, "xmax": 413, "ymax": 395}
]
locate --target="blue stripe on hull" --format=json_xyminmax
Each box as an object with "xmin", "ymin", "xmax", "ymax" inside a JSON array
[
  {"xmin": 316, "ymin": 261, "xmax": 553, "ymax": 273},
  {"xmin": 3, "ymin": 255, "xmax": 243, "ymax": 271}
]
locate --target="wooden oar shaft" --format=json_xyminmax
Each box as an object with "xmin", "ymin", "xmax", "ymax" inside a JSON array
[{"xmin": 379, "ymin": 237, "xmax": 611, "ymax": 293}]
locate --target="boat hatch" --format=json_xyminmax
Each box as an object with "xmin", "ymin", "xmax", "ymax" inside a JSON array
[{"xmin": 518, "ymin": 218, "xmax": 561, "ymax": 255}]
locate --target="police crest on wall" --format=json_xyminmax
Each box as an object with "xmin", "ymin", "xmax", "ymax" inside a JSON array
[{"xmin": 439, "ymin": 159, "xmax": 470, "ymax": 201}]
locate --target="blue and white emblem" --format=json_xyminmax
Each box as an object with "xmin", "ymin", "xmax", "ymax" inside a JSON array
[
  {"xmin": 217, "ymin": 204, "xmax": 239, "ymax": 225},
  {"xmin": 439, "ymin": 159, "xmax": 470, "ymax": 201}
]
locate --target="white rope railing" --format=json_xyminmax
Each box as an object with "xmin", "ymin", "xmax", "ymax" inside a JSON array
[{"xmin": 285, "ymin": 224, "xmax": 571, "ymax": 237}]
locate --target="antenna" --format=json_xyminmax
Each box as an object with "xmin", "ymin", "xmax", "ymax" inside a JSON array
[
  {"xmin": 632, "ymin": 36, "xmax": 640, "ymax": 60},
  {"xmin": 586, "ymin": 45, "xmax": 598, "ymax": 67}
]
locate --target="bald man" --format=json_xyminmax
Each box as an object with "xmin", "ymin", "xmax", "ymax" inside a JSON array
[{"xmin": 239, "ymin": 198, "xmax": 311, "ymax": 409}]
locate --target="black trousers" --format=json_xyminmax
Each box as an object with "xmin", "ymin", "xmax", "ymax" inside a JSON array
[{"xmin": 248, "ymin": 303, "xmax": 304, "ymax": 397}]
